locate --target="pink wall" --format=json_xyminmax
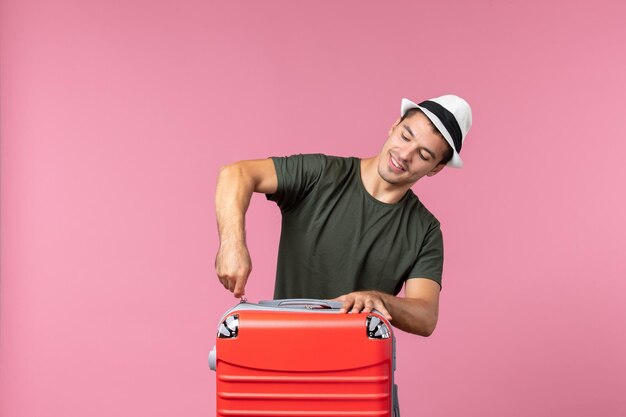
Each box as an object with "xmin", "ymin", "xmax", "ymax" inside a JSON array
[{"xmin": 2, "ymin": 0, "xmax": 625, "ymax": 416}]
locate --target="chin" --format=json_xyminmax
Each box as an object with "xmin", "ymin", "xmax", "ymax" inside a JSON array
[{"xmin": 377, "ymin": 164, "xmax": 402, "ymax": 185}]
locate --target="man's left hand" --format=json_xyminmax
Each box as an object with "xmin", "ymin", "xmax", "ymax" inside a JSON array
[{"xmin": 331, "ymin": 291, "xmax": 392, "ymax": 321}]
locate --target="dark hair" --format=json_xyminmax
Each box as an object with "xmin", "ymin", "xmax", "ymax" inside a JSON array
[{"xmin": 400, "ymin": 108, "xmax": 453, "ymax": 166}]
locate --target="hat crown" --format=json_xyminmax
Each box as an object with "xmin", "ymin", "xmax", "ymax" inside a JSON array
[{"xmin": 428, "ymin": 94, "xmax": 472, "ymax": 137}]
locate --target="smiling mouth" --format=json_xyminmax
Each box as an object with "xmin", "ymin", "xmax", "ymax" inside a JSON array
[{"xmin": 389, "ymin": 154, "xmax": 406, "ymax": 172}]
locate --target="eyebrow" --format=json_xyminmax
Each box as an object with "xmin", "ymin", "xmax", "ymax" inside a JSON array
[{"xmin": 403, "ymin": 125, "xmax": 437, "ymax": 159}]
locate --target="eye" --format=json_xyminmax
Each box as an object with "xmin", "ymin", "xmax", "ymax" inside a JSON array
[
  {"xmin": 401, "ymin": 134, "xmax": 410, "ymax": 142},
  {"xmin": 419, "ymin": 151, "xmax": 430, "ymax": 161}
]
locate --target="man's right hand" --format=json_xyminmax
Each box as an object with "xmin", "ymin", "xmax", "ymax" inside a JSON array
[
  {"xmin": 214, "ymin": 159, "xmax": 277, "ymax": 299},
  {"xmin": 215, "ymin": 241, "xmax": 252, "ymax": 298}
]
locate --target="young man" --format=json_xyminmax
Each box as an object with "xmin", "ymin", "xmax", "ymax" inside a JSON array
[{"xmin": 215, "ymin": 95, "xmax": 472, "ymax": 336}]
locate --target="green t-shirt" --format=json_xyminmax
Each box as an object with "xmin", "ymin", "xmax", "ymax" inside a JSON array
[{"xmin": 266, "ymin": 154, "xmax": 443, "ymax": 299}]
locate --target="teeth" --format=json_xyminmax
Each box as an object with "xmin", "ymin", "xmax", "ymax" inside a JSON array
[{"xmin": 391, "ymin": 156, "xmax": 404, "ymax": 171}]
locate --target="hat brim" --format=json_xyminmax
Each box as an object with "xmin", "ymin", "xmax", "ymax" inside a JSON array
[{"xmin": 401, "ymin": 98, "xmax": 463, "ymax": 169}]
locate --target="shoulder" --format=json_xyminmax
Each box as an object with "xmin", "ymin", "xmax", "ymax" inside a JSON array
[
  {"xmin": 270, "ymin": 153, "xmax": 359, "ymax": 181},
  {"xmin": 268, "ymin": 153, "xmax": 329, "ymax": 177},
  {"xmin": 294, "ymin": 154, "xmax": 358, "ymax": 177},
  {"xmin": 405, "ymin": 192, "xmax": 441, "ymax": 230},
  {"xmin": 322, "ymin": 154, "xmax": 359, "ymax": 170}
]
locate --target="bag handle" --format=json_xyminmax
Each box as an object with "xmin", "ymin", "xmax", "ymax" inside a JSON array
[{"xmin": 258, "ymin": 298, "xmax": 344, "ymax": 309}]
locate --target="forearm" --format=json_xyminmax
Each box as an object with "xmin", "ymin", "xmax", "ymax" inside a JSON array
[
  {"xmin": 215, "ymin": 159, "xmax": 277, "ymax": 297},
  {"xmin": 215, "ymin": 163, "xmax": 255, "ymax": 246},
  {"xmin": 333, "ymin": 289, "xmax": 439, "ymax": 337}
]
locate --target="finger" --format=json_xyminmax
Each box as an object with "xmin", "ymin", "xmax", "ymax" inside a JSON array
[
  {"xmin": 362, "ymin": 299, "xmax": 374, "ymax": 314},
  {"xmin": 340, "ymin": 297, "xmax": 354, "ymax": 314},
  {"xmin": 351, "ymin": 298, "xmax": 365, "ymax": 313},
  {"xmin": 330, "ymin": 295, "xmax": 350, "ymax": 313},
  {"xmin": 217, "ymin": 274, "xmax": 229, "ymax": 290},
  {"xmin": 233, "ymin": 277, "xmax": 247, "ymax": 298},
  {"xmin": 374, "ymin": 300, "xmax": 392, "ymax": 321}
]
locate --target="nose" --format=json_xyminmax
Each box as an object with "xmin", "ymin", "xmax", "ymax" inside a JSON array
[{"xmin": 398, "ymin": 142, "xmax": 418, "ymax": 162}]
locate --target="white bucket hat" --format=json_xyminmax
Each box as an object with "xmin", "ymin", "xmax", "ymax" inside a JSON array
[{"xmin": 401, "ymin": 95, "xmax": 472, "ymax": 168}]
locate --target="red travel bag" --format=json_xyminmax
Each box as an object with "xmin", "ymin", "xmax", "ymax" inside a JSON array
[{"xmin": 209, "ymin": 299, "xmax": 400, "ymax": 416}]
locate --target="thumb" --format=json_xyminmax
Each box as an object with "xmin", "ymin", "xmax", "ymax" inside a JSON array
[{"xmin": 233, "ymin": 282, "xmax": 246, "ymax": 298}]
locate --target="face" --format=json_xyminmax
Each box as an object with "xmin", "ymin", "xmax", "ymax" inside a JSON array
[{"xmin": 377, "ymin": 111, "xmax": 449, "ymax": 187}]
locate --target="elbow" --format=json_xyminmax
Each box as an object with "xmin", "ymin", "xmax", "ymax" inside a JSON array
[
  {"xmin": 420, "ymin": 322, "xmax": 437, "ymax": 337},
  {"xmin": 400, "ymin": 317, "xmax": 437, "ymax": 337},
  {"xmin": 416, "ymin": 314, "xmax": 438, "ymax": 337},
  {"xmin": 218, "ymin": 161, "xmax": 239, "ymax": 177},
  {"xmin": 397, "ymin": 299, "xmax": 439, "ymax": 337},
  {"xmin": 218, "ymin": 161, "xmax": 246, "ymax": 184}
]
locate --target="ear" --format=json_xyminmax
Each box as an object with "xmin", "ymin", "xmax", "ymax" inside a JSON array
[
  {"xmin": 426, "ymin": 163, "xmax": 446, "ymax": 177},
  {"xmin": 388, "ymin": 117, "xmax": 401, "ymax": 135}
]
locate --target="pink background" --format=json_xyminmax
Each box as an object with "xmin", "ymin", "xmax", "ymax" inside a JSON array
[{"xmin": 2, "ymin": 0, "xmax": 625, "ymax": 416}]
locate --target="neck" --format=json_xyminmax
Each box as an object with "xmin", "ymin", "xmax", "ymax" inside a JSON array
[{"xmin": 360, "ymin": 156, "xmax": 412, "ymax": 204}]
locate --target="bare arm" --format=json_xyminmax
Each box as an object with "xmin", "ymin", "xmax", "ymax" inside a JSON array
[
  {"xmin": 331, "ymin": 278, "xmax": 440, "ymax": 336},
  {"xmin": 215, "ymin": 159, "xmax": 278, "ymax": 297}
]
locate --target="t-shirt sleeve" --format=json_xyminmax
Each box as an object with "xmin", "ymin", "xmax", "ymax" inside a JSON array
[
  {"xmin": 407, "ymin": 222, "xmax": 444, "ymax": 288},
  {"xmin": 266, "ymin": 153, "xmax": 326, "ymax": 212}
]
